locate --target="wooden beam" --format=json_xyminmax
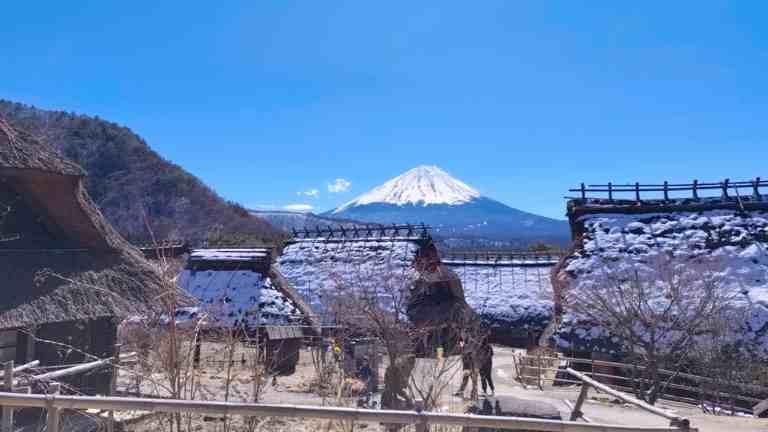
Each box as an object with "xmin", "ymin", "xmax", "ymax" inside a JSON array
[
  {"xmin": 570, "ymin": 384, "xmax": 590, "ymax": 421},
  {"xmin": 566, "ymin": 368, "xmax": 689, "ymax": 429}
]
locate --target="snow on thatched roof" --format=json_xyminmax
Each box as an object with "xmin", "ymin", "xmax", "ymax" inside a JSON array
[
  {"xmin": 177, "ymin": 249, "xmax": 318, "ymax": 332},
  {"xmin": 553, "ymin": 198, "xmax": 768, "ymax": 354},
  {"xmin": 277, "ymin": 237, "xmax": 422, "ymax": 321},
  {"xmin": 444, "ymin": 258, "xmax": 555, "ymax": 334},
  {"xmin": 0, "ymin": 118, "xmax": 167, "ymax": 328}
]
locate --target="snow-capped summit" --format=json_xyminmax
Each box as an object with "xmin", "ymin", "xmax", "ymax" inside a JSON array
[
  {"xmin": 334, "ymin": 165, "xmax": 480, "ymax": 212},
  {"xmin": 325, "ymin": 165, "xmax": 569, "ymax": 246}
]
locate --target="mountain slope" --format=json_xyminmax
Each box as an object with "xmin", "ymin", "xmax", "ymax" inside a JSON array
[
  {"xmin": 327, "ymin": 166, "xmax": 569, "ymax": 246},
  {"xmin": 0, "ymin": 100, "xmax": 280, "ymax": 244}
]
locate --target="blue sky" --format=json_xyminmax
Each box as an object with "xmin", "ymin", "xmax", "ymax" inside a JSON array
[{"xmin": 1, "ymin": 1, "xmax": 767, "ymax": 219}]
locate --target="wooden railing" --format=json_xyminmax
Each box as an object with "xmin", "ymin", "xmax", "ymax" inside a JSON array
[
  {"xmin": 569, "ymin": 178, "xmax": 766, "ymax": 202},
  {"xmin": 514, "ymin": 354, "xmax": 767, "ymax": 413},
  {"xmin": 0, "ymin": 392, "xmax": 692, "ymax": 432},
  {"xmin": 442, "ymin": 250, "xmax": 562, "ymax": 266},
  {"xmin": 291, "ymin": 223, "xmax": 432, "ymax": 240}
]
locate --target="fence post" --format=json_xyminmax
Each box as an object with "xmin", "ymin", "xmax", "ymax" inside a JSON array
[
  {"xmin": 537, "ymin": 351, "xmax": 543, "ymax": 390},
  {"xmin": 2, "ymin": 361, "xmax": 13, "ymax": 432},
  {"xmin": 754, "ymin": 177, "xmax": 762, "ymax": 201},
  {"xmin": 692, "ymin": 179, "xmax": 699, "ymax": 200},
  {"xmin": 108, "ymin": 344, "xmax": 122, "ymax": 432},
  {"xmin": 414, "ymin": 399, "xmax": 428, "ymax": 432},
  {"xmin": 607, "ymin": 182, "xmax": 613, "ymax": 202},
  {"xmin": 570, "ymin": 383, "xmax": 591, "ymax": 421},
  {"xmin": 722, "ymin": 178, "xmax": 730, "ymax": 199},
  {"xmin": 635, "ymin": 182, "xmax": 640, "ymax": 202},
  {"xmin": 663, "ymin": 181, "xmax": 669, "ymax": 201},
  {"xmin": 46, "ymin": 383, "xmax": 61, "ymax": 432},
  {"xmin": 580, "ymin": 183, "xmax": 586, "ymax": 200}
]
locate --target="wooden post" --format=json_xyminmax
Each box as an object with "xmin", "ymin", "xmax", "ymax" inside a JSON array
[
  {"xmin": 754, "ymin": 177, "xmax": 762, "ymax": 201},
  {"xmin": 2, "ymin": 361, "xmax": 13, "ymax": 432},
  {"xmin": 25, "ymin": 327, "xmax": 35, "ymax": 363},
  {"xmin": 570, "ymin": 383, "xmax": 590, "ymax": 421},
  {"xmin": 722, "ymin": 178, "xmax": 730, "ymax": 199},
  {"xmin": 580, "ymin": 183, "xmax": 586, "ymax": 200},
  {"xmin": 608, "ymin": 182, "xmax": 613, "ymax": 202},
  {"xmin": 108, "ymin": 344, "xmax": 121, "ymax": 432},
  {"xmin": 414, "ymin": 399, "xmax": 428, "ymax": 432},
  {"xmin": 537, "ymin": 351, "xmax": 543, "ymax": 390},
  {"xmin": 635, "ymin": 182, "xmax": 640, "ymax": 202},
  {"xmin": 663, "ymin": 181, "xmax": 669, "ymax": 201},
  {"xmin": 46, "ymin": 383, "xmax": 61, "ymax": 432},
  {"xmin": 692, "ymin": 179, "xmax": 699, "ymax": 200}
]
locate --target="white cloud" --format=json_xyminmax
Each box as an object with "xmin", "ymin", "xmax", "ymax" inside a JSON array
[
  {"xmin": 283, "ymin": 204, "xmax": 314, "ymax": 212},
  {"xmin": 327, "ymin": 178, "xmax": 352, "ymax": 193},
  {"xmin": 297, "ymin": 189, "xmax": 320, "ymax": 199}
]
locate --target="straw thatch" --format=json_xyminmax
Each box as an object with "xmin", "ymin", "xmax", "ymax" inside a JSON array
[{"xmin": 0, "ymin": 118, "xmax": 168, "ymax": 329}]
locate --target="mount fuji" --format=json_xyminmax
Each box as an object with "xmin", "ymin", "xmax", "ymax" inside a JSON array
[{"xmin": 325, "ymin": 166, "xmax": 569, "ymax": 247}]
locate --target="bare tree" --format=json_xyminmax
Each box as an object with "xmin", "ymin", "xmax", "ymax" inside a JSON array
[{"xmin": 564, "ymin": 253, "xmax": 738, "ymax": 404}]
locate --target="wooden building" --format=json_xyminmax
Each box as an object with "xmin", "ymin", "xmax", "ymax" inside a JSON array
[
  {"xmin": 176, "ymin": 248, "xmax": 319, "ymax": 374},
  {"xmin": 276, "ymin": 225, "xmax": 477, "ymax": 356},
  {"xmin": 442, "ymin": 250, "xmax": 559, "ymax": 348},
  {"xmin": 551, "ymin": 179, "xmax": 768, "ymax": 359},
  {"xmin": 0, "ymin": 119, "xmax": 167, "ymax": 395}
]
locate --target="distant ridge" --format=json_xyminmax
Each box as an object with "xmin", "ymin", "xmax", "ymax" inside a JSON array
[{"xmin": 0, "ymin": 100, "xmax": 281, "ymax": 244}]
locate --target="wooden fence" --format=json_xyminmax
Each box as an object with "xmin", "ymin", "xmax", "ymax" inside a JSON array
[
  {"xmin": 569, "ymin": 178, "xmax": 766, "ymax": 202},
  {"xmin": 441, "ymin": 250, "xmax": 562, "ymax": 266},
  {"xmin": 514, "ymin": 354, "xmax": 768, "ymax": 413},
  {"xmin": 291, "ymin": 223, "xmax": 432, "ymax": 240}
]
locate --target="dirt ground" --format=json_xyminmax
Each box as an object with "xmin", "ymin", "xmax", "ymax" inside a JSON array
[{"xmin": 115, "ymin": 344, "xmax": 767, "ymax": 432}]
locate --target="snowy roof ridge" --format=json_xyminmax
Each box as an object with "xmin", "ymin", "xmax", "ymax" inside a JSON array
[{"xmin": 333, "ymin": 165, "xmax": 481, "ymax": 212}]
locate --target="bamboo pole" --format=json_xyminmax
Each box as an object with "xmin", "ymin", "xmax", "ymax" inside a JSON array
[
  {"xmin": 29, "ymin": 352, "xmax": 136, "ymax": 383},
  {"xmin": 0, "ymin": 360, "xmax": 40, "ymax": 381},
  {"xmin": 0, "ymin": 392, "xmax": 690, "ymax": 432}
]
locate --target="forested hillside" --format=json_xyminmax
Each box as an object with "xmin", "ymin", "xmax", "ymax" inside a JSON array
[{"xmin": 0, "ymin": 100, "xmax": 280, "ymax": 244}]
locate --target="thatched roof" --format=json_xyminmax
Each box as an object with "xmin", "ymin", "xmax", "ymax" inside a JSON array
[
  {"xmin": 175, "ymin": 248, "xmax": 320, "ymax": 335},
  {"xmin": 552, "ymin": 197, "xmax": 768, "ymax": 354},
  {"xmin": 0, "ymin": 118, "xmax": 168, "ymax": 328},
  {"xmin": 0, "ymin": 119, "xmax": 84, "ymax": 176}
]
